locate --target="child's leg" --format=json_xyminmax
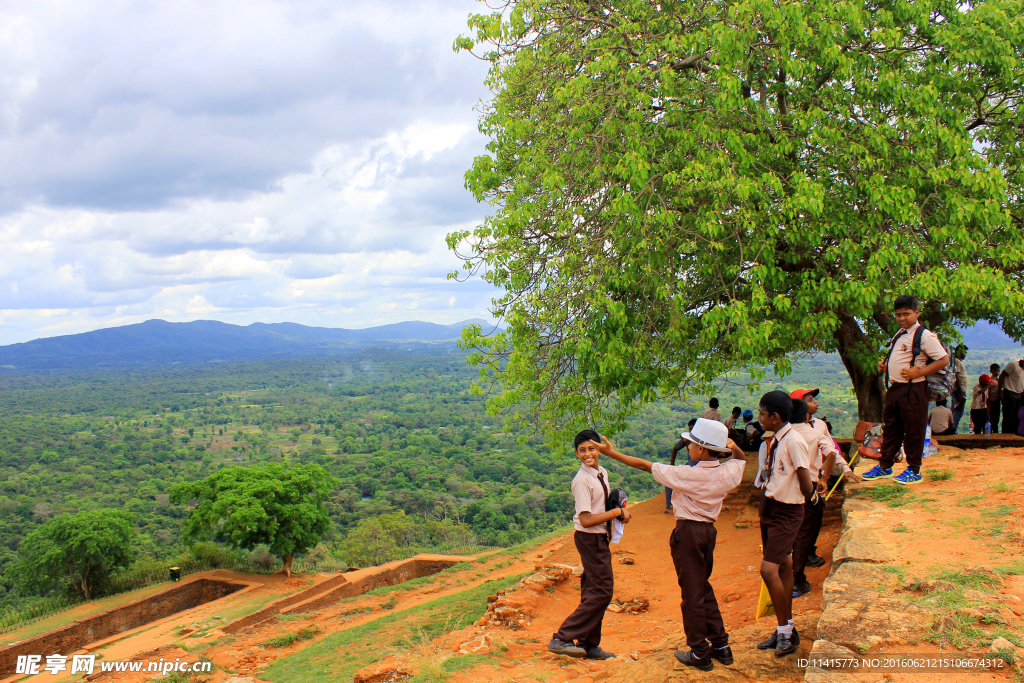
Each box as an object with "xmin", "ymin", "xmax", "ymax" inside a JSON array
[
  {"xmin": 792, "ymin": 499, "xmax": 824, "ymax": 585},
  {"xmin": 879, "ymin": 386, "xmax": 906, "ymax": 470},
  {"xmin": 701, "ymin": 527, "xmax": 728, "ymax": 649},
  {"xmin": 554, "ymin": 533, "xmax": 613, "ymax": 647},
  {"xmin": 898, "ymin": 383, "xmax": 929, "ymax": 473},
  {"xmin": 759, "ymin": 499, "xmax": 803, "ymax": 626},
  {"xmin": 671, "ymin": 522, "xmax": 728, "ymax": 653}
]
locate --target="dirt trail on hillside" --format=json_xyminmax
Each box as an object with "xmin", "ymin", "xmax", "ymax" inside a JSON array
[{"xmin": 436, "ymin": 458, "xmax": 841, "ymax": 683}]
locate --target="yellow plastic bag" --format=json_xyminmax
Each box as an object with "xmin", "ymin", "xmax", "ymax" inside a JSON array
[{"xmin": 755, "ymin": 544, "xmax": 775, "ymax": 620}]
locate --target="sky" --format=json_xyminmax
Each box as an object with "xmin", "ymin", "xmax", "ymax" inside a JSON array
[{"xmin": 0, "ymin": 0, "xmax": 497, "ymax": 345}]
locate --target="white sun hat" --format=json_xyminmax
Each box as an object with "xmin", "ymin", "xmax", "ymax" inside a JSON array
[{"xmin": 680, "ymin": 418, "xmax": 732, "ymax": 453}]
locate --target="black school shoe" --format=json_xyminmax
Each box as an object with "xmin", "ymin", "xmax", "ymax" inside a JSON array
[
  {"xmin": 709, "ymin": 645, "xmax": 734, "ymax": 665},
  {"xmin": 584, "ymin": 646, "xmax": 615, "ymax": 660},
  {"xmin": 757, "ymin": 627, "xmax": 799, "ymax": 650},
  {"xmin": 775, "ymin": 634, "xmax": 797, "ymax": 657},
  {"xmin": 674, "ymin": 650, "xmax": 713, "ymax": 671},
  {"xmin": 792, "ymin": 580, "xmax": 812, "ymax": 597},
  {"xmin": 806, "ymin": 553, "xmax": 826, "ymax": 568},
  {"xmin": 547, "ymin": 638, "xmax": 586, "ymax": 657}
]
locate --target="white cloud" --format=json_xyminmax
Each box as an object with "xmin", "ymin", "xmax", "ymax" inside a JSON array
[{"xmin": 0, "ymin": 0, "xmax": 498, "ymax": 344}]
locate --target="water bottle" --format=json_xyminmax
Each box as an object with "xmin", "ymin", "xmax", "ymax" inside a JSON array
[
  {"xmin": 923, "ymin": 425, "xmax": 932, "ymax": 458},
  {"xmin": 985, "ymin": 421, "xmax": 991, "ymax": 437}
]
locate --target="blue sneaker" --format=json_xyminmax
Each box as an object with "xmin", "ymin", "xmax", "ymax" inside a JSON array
[
  {"xmin": 862, "ymin": 465, "xmax": 893, "ymax": 480},
  {"xmin": 893, "ymin": 469, "xmax": 923, "ymax": 485}
]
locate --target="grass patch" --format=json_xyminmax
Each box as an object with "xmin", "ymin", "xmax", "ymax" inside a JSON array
[
  {"xmin": 926, "ymin": 470, "xmax": 955, "ymax": 481},
  {"xmin": 263, "ymin": 627, "xmax": 317, "ymax": 648},
  {"xmin": 262, "ymin": 574, "xmax": 525, "ymax": 683},
  {"xmin": 860, "ymin": 484, "xmax": 912, "ymax": 507},
  {"xmin": 893, "ymin": 525, "xmax": 909, "ymax": 533},
  {"xmin": 880, "ymin": 565, "xmax": 906, "ymax": 584},
  {"xmin": 982, "ymin": 505, "xmax": 1016, "ymax": 518},
  {"xmin": 957, "ymin": 495, "xmax": 984, "ymax": 507},
  {"xmin": 995, "ymin": 561, "xmax": 1024, "ymax": 576},
  {"xmin": 991, "ymin": 481, "xmax": 1016, "ymax": 493}
]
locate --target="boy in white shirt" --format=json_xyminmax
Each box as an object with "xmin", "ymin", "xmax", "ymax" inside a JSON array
[
  {"xmin": 596, "ymin": 419, "xmax": 745, "ymax": 671},
  {"xmin": 755, "ymin": 391, "xmax": 814, "ymax": 657},
  {"xmin": 548, "ymin": 430, "xmax": 632, "ymax": 660}
]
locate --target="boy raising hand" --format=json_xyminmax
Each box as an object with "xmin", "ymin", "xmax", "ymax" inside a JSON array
[{"xmin": 596, "ymin": 419, "xmax": 745, "ymax": 671}]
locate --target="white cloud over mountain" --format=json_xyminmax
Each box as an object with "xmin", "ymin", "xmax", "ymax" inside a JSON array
[{"xmin": 0, "ymin": 0, "xmax": 494, "ymax": 344}]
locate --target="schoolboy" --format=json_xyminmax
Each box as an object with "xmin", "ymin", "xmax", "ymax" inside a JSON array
[
  {"xmin": 596, "ymin": 419, "xmax": 745, "ymax": 671},
  {"xmin": 989, "ymin": 363, "xmax": 1003, "ymax": 431},
  {"xmin": 701, "ymin": 398, "xmax": 722, "ymax": 421},
  {"xmin": 864, "ymin": 295, "xmax": 949, "ymax": 485},
  {"xmin": 970, "ymin": 375, "xmax": 991, "ymax": 435},
  {"xmin": 788, "ymin": 397, "xmax": 837, "ymax": 597},
  {"xmin": 549, "ymin": 430, "xmax": 631, "ymax": 660},
  {"xmin": 755, "ymin": 390, "xmax": 814, "ymax": 656},
  {"xmin": 723, "ymin": 406, "xmax": 742, "ymax": 432},
  {"xmin": 788, "ymin": 389, "xmax": 861, "ymax": 575},
  {"xmin": 928, "ymin": 398, "xmax": 955, "ymax": 436}
]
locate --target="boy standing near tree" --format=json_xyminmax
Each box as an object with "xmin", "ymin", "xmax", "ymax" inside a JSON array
[
  {"xmin": 596, "ymin": 419, "xmax": 745, "ymax": 671},
  {"xmin": 864, "ymin": 295, "xmax": 949, "ymax": 485},
  {"xmin": 549, "ymin": 430, "xmax": 631, "ymax": 660},
  {"xmin": 755, "ymin": 390, "xmax": 814, "ymax": 656}
]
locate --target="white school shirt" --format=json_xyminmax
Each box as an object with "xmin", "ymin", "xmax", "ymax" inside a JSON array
[
  {"xmin": 651, "ymin": 459, "xmax": 744, "ymax": 523},
  {"xmin": 571, "ymin": 464, "xmax": 610, "ymax": 534}
]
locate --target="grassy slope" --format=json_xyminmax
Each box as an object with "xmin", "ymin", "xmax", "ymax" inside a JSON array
[{"xmin": 262, "ymin": 573, "xmax": 526, "ymax": 683}]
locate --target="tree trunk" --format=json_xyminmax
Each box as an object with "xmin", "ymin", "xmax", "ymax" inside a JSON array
[
  {"xmin": 279, "ymin": 554, "xmax": 294, "ymax": 577},
  {"xmin": 834, "ymin": 314, "xmax": 886, "ymax": 424},
  {"xmin": 81, "ymin": 576, "xmax": 91, "ymax": 601}
]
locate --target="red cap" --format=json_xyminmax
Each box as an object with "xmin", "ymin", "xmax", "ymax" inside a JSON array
[
  {"xmin": 789, "ymin": 388, "xmax": 820, "ymax": 400},
  {"xmin": 980, "ymin": 374, "xmax": 992, "ymax": 386}
]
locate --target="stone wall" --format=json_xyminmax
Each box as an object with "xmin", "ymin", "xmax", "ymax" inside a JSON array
[
  {"xmin": 804, "ymin": 498, "xmax": 932, "ymax": 682},
  {"xmin": 0, "ymin": 579, "xmax": 244, "ymax": 676}
]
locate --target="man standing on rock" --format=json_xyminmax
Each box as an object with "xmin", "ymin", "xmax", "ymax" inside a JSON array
[
  {"xmin": 595, "ymin": 419, "xmax": 746, "ymax": 672},
  {"xmin": 548, "ymin": 430, "xmax": 630, "ymax": 660}
]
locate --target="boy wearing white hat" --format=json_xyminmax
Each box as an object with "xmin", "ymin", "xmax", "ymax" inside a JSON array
[{"xmin": 596, "ymin": 418, "xmax": 746, "ymax": 672}]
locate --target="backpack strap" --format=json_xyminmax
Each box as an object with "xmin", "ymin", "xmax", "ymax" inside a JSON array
[
  {"xmin": 884, "ymin": 329, "xmax": 911, "ymax": 385},
  {"xmin": 910, "ymin": 325, "xmax": 926, "ymax": 367}
]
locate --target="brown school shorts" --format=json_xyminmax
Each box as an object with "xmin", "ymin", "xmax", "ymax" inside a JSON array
[{"xmin": 759, "ymin": 496, "xmax": 804, "ymax": 565}]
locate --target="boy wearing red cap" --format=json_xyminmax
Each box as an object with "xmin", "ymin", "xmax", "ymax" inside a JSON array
[{"xmin": 970, "ymin": 376, "xmax": 991, "ymax": 434}]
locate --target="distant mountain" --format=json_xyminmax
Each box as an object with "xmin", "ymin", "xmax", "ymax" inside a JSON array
[
  {"xmin": 960, "ymin": 321, "xmax": 1022, "ymax": 350},
  {"xmin": 0, "ymin": 319, "xmax": 499, "ymax": 371}
]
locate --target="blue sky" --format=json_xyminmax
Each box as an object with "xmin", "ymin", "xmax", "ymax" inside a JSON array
[{"xmin": 0, "ymin": 0, "xmax": 494, "ymax": 344}]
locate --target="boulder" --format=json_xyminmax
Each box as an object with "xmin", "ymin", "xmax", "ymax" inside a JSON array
[
  {"xmin": 840, "ymin": 499, "xmax": 886, "ymax": 530},
  {"xmin": 822, "ymin": 562, "xmax": 898, "ymax": 608},
  {"xmin": 352, "ymin": 657, "xmax": 417, "ymax": 683},
  {"xmin": 832, "ymin": 528, "xmax": 896, "ymax": 568},
  {"xmin": 804, "ymin": 640, "xmax": 866, "ymax": 683},
  {"xmin": 817, "ymin": 596, "xmax": 932, "ymax": 652}
]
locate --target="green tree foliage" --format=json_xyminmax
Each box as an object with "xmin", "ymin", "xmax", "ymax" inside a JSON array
[
  {"xmin": 170, "ymin": 463, "xmax": 336, "ymax": 576},
  {"xmin": 10, "ymin": 509, "xmax": 133, "ymax": 600},
  {"xmin": 339, "ymin": 511, "xmax": 478, "ymax": 567},
  {"xmin": 451, "ymin": 0, "xmax": 1024, "ymax": 429}
]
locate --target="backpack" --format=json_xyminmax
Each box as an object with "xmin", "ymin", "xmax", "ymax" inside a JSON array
[{"xmin": 884, "ymin": 326, "xmax": 955, "ymax": 401}]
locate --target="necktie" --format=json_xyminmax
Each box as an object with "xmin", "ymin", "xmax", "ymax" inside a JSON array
[
  {"xmin": 761, "ymin": 436, "xmax": 778, "ymax": 487},
  {"xmin": 597, "ymin": 471, "xmax": 611, "ymax": 536}
]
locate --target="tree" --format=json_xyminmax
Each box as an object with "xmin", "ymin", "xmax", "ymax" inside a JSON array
[
  {"xmin": 451, "ymin": 0, "xmax": 1024, "ymax": 429},
  {"xmin": 169, "ymin": 463, "xmax": 336, "ymax": 576},
  {"xmin": 11, "ymin": 509, "xmax": 134, "ymax": 600}
]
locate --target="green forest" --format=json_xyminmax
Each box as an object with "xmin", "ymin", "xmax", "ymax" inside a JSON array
[{"xmin": 0, "ymin": 345, "xmax": 1018, "ymax": 611}]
